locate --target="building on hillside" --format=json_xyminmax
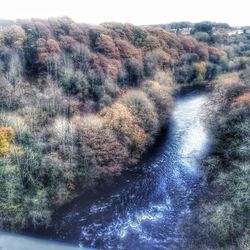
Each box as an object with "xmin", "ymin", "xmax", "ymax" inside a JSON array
[
  {"xmin": 227, "ymin": 29, "xmax": 244, "ymax": 36},
  {"xmin": 244, "ymin": 29, "xmax": 250, "ymax": 34},
  {"xmin": 170, "ymin": 27, "xmax": 191, "ymax": 35}
]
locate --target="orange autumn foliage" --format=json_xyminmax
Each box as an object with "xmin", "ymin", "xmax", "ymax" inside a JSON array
[
  {"xmin": 143, "ymin": 35, "xmax": 161, "ymax": 51},
  {"xmin": 180, "ymin": 36, "xmax": 198, "ymax": 53},
  {"xmin": 95, "ymin": 34, "xmax": 120, "ymax": 59},
  {"xmin": 100, "ymin": 103, "xmax": 148, "ymax": 164},
  {"xmin": 59, "ymin": 35, "xmax": 78, "ymax": 52},
  {"xmin": 231, "ymin": 92, "xmax": 250, "ymax": 109},
  {"xmin": 0, "ymin": 127, "xmax": 15, "ymax": 155},
  {"xmin": 208, "ymin": 47, "xmax": 227, "ymax": 58},
  {"xmin": 147, "ymin": 28, "xmax": 180, "ymax": 51},
  {"xmin": 74, "ymin": 115, "xmax": 128, "ymax": 174},
  {"xmin": 115, "ymin": 38, "xmax": 142, "ymax": 60},
  {"xmin": 142, "ymin": 80, "xmax": 174, "ymax": 127},
  {"xmin": 194, "ymin": 61, "xmax": 207, "ymax": 78},
  {"xmin": 37, "ymin": 38, "xmax": 61, "ymax": 62},
  {"xmin": 91, "ymin": 53, "xmax": 122, "ymax": 79},
  {"xmin": 195, "ymin": 43, "xmax": 209, "ymax": 60}
]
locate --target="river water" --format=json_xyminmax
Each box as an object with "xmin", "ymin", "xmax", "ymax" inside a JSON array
[{"xmin": 35, "ymin": 91, "xmax": 210, "ymax": 249}]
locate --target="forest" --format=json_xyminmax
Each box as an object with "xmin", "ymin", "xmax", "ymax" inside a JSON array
[{"xmin": 0, "ymin": 18, "xmax": 249, "ymax": 249}]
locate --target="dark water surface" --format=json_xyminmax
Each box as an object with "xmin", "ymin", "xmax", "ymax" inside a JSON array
[{"xmin": 33, "ymin": 91, "xmax": 210, "ymax": 250}]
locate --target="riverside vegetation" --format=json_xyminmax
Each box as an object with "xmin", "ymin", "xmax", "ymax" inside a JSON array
[
  {"xmin": 0, "ymin": 17, "xmax": 243, "ymax": 238},
  {"xmin": 182, "ymin": 70, "xmax": 250, "ymax": 249},
  {"xmin": 173, "ymin": 22, "xmax": 250, "ymax": 249}
]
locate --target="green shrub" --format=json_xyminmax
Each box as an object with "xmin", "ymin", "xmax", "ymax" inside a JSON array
[
  {"xmin": 0, "ymin": 161, "xmax": 25, "ymax": 230},
  {"xmin": 23, "ymin": 190, "xmax": 51, "ymax": 228},
  {"xmin": 244, "ymin": 50, "xmax": 250, "ymax": 57},
  {"xmin": 125, "ymin": 58, "xmax": 143, "ymax": 86},
  {"xmin": 132, "ymin": 27, "xmax": 147, "ymax": 47}
]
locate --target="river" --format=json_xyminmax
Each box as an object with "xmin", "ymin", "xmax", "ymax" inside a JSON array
[
  {"xmin": 37, "ymin": 91, "xmax": 210, "ymax": 249},
  {"xmin": 1, "ymin": 91, "xmax": 210, "ymax": 250}
]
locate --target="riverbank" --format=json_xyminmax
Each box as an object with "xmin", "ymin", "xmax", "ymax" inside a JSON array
[
  {"xmin": 26, "ymin": 111, "xmax": 171, "ymax": 238},
  {"xmin": 181, "ymin": 71, "xmax": 250, "ymax": 249},
  {"xmin": 29, "ymin": 91, "xmax": 210, "ymax": 249},
  {"xmin": 26, "ymin": 85, "xmax": 202, "ymax": 235},
  {"xmin": 0, "ymin": 75, "xmax": 176, "ymax": 232}
]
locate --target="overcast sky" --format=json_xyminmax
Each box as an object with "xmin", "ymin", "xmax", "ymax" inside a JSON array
[{"xmin": 0, "ymin": 0, "xmax": 249, "ymax": 26}]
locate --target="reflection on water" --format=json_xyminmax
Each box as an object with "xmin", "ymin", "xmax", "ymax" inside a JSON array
[{"xmin": 34, "ymin": 92, "xmax": 210, "ymax": 249}]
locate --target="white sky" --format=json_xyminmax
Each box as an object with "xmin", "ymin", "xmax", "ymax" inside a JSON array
[{"xmin": 0, "ymin": 0, "xmax": 249, "ymax": 26}]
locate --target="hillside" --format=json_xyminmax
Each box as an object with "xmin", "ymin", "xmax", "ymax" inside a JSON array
[{"xmin": 0, "ymin": 17, "xmax": 227, "ymax": 231}]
